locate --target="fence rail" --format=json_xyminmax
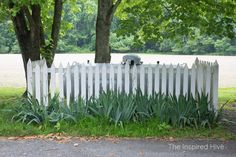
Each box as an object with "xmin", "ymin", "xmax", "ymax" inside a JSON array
[{"xmin": 27, "ymin": 58, "xmax": 219, "ymax": 110}]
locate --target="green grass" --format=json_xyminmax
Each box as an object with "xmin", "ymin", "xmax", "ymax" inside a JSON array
[
  {"xmin": 0, "ymin": 87, "xmax": 235, "ymax": 139},
  {"xmin": 219, "ymin": 88, "xmax": 236, "ymax": 110}
]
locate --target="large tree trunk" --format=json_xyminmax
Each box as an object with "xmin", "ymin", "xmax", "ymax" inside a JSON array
[
  {"xmin": 95, "ymin": 0, "xmax": 122, "ymax": 63},
  {"xmin": 9, "ymin": 1, "xmax": 63, "ymax": 96}
]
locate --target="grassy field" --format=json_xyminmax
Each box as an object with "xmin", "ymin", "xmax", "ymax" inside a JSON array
[{"xmin": 0, "ymin": 87, "xmax": 235, "ymax": 139}]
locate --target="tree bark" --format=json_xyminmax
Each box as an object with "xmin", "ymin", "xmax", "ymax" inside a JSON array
[
  {"xmin": 8, "ymin": 1, "xmax": 63, "ymax": 95},
  {"xmin": 95, "ymin": 0, "xmax": 122, "ymax": 63}
]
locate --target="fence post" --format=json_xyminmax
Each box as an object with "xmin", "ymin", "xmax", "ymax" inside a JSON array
[
  {"xmin": 147, "ymin": 65, "xmax": 153, "ymax": 96},
  {"xmin": 35, "ymin": 62, "xmax": 41, "ymax": 104},
  {"xmin": 27, "ymin": 59, "xmax": 33, "ymax": 97},
  {"xmin": 175, "ymin": 64, "xmax": 181, "ymax": 98},
  {"xmin": 66, "ymin": 64, "xmax": 71, "ymax": 106},
  {"xmin": 212, "ymin": 61, "xmax": 219, "ymax": 110},
  {"xmin": 42, "ymin": 61, "xmax": 48, "ymax": 106},
  {"xmin": 183, "ymin": 64, "xmax": 189, "ymax": 97},
  {"xmin": 58, "ymin": 63, "xmax": 64, "ymax": 101},
  {"xmin": 154, "ymin": 65, "xmax": 160, "ymax": 94},
  {"xmin": 50, "ymin": 63, "xmax": 56, "ymax": 99},
  {"xmin": 168, "ymin": 64, "xmax": 174, "ymax": 96}
]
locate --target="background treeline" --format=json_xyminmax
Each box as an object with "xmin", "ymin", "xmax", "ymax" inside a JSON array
[{"xmin": 0, "ymin": 1, "xmax": 235, "ymax": 55}]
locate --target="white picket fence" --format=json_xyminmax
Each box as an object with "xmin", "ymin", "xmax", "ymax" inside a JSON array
[{"xmin": 27, "ymin": 58, "xmax": 219, "ymax": 110}]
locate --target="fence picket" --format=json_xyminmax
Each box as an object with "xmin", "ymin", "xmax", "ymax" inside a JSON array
[
  {"xmin": 117, "ymin": 65, "xmax": 122, "ymax": 92},
  {"xmin": 132, "ymin": 64, "xmax": 137, "ymax": 94},
  {"xmin": 58, "ymin": 63, "xmax": 64, "ymax": 101},
  {"xmin": 88, "ymin": 64, "xmax": 93, "ymax": 98},
  {"xmin": 140, "ymin": 65, "xmax": 145, "ymax": 94},
  {"xmin": 197, "ymin": 64, "xmax": 204, "ymax": 94},
  {"xmin": 175, "ymin": 64, "xmax": 181, "ymax": 97},
  {"xmin": 50, "ymin": 64, "xmax": 56, "ymax": 99},
  {"xmin": 205, "ymin": 64, "xmax": 211, "ymax": 101},
  {"xmin": 168, "ymin": 64, "xmax": 174, "ymax": 96},
  {"xmin": 212, "ymin": 61, "xmax": 219, "ymax": 110},
  {"xmin": 154, "ymin": 65, "xmax": 160, "ymax": 94},
  {"xmin": 148, "ymin": 65, "xmax": 153, "ymax": 96},
  {"xmin": 191, "ymin": 64, "xmax": 196, "ymax": 98},
  {"xmin": 42, "ymin": 62, "xmax": 48, "ymax": 106},
  {"xmin": 66, "ymin": 64, "xmax": 71, "ymax": 106},
  {"xmin": 125, "ymin": 63, "xmax": 130, "ymax": 94},
  {"xmin": 102, "ymin": 64, "xmax": 107, "ymax": 92},
  {"xmin": 73, "ymin": 65, "xmax": 79, "ymax": 101},
  {"xmin": 35, "ymin": 63, "xmax": 41, "ymax": 104},
  {"xmin": 27, "ymin": 60, "xmax": 33, "ymax": 97},
  {"xmin": 110, "ymin": 64, "xmax": 115, "ymax": 91},
  {"xmin": 95, "ymin": 65, "xmax": 100, "ymax": 98},
  {"xmin": 81, "ymin": 64, "xmax": 86, "ymax": 100},
  {"xmin": 183, "ymin": 64, "xmax": 189, "ymax": 96},
  {"xmin": 161, "ymin": 64, "xmax": 167, "ymax": 94}
]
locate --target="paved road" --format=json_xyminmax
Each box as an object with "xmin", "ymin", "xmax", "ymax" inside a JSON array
[
  {"xmin": 0, "ymin": 138, "xmax": 235, "ymax": 157},
  {"xmin": 0, "ymin": 54, "xmax": 236, "ymax": 87}
]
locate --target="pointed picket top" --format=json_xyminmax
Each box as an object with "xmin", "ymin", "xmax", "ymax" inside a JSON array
[
  {"xmin": 195, "ymin": 57, "xmax": 199, "ymax": 65},
  {"xmin": 27, "ymin": 59, "xmax": 32, "ymax": 68}
]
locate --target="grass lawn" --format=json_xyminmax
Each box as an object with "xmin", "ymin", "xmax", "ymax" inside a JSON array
[{"xmin": 0, "ymin": 87, "xmax": 235, "ymax": 139}]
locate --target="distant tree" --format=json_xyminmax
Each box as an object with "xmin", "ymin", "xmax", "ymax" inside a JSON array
[{"xmin": 116, "ymin": 0, "xmax": 236, "ymax": 47}]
